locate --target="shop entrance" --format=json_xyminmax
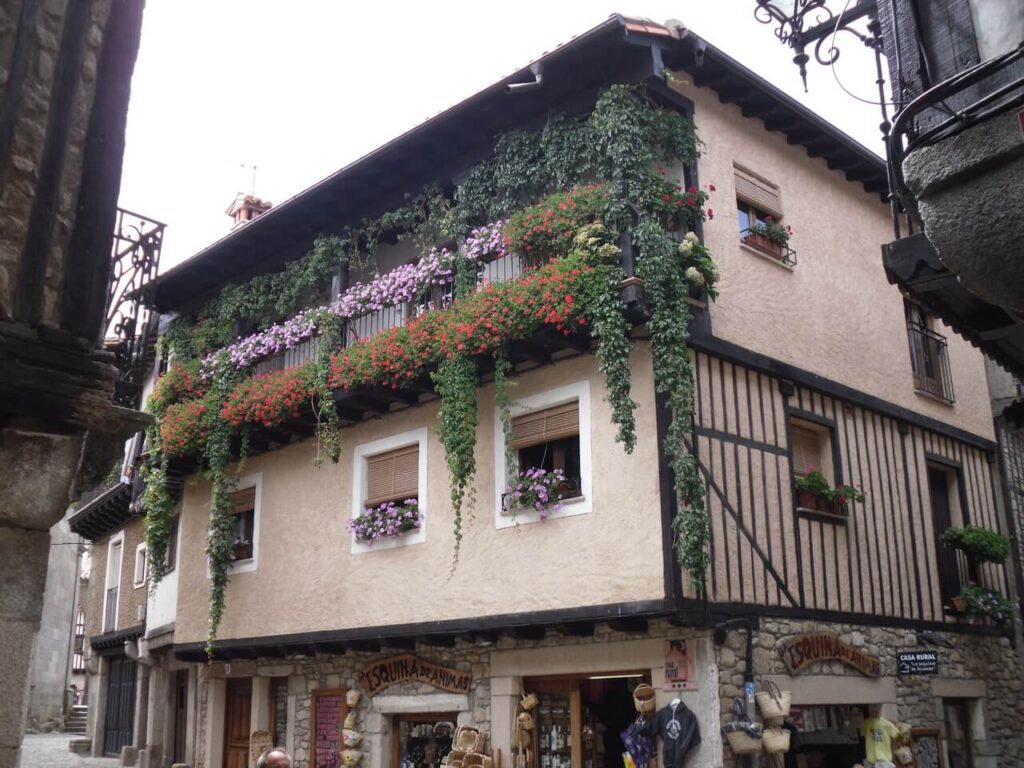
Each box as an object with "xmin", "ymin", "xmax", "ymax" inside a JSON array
[
  {"xmin": 788, "ymin": 704, "xmax": 867, "ymax": 768},
  {"xmin": 524, "ymin": 672, "xmax": 649, "ymax": 768},
  {"xmin": 392, "ymin": 712, "xmax": 458, "ymax": 768}
]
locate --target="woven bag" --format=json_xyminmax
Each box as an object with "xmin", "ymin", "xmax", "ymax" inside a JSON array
[
  {"xmin": 632, "ymin": 684, "xmax": 656, "ymax": 714},
  {"xmin": 723, "ymin": 699, "xmax": 763, "ymax": 755},
  {"xmin": 755, "ymin": 681, "xmax": 791, "ymax": 720},
  {"xmin": 520, "ymin": 692, "xmax": 539, "ymax": 711},
  {"xmin": 762, "ymin": 728, "xmax": 791, "ymax": 754},
  {"xmin": 895, "ymin": 746, "xmax": 914, "ymax": 765}
]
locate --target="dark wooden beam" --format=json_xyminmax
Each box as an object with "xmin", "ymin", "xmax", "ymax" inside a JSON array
[
  {"xmin": 609, "ymin": 617, "xmax": 649, "ymax": 633},
  {"xmin": 379, "ymin": 636, "xmax": 417, "ymax": 652},
  {"xmin": 507, "ymin": 339, "xmax": 552, "ymax": 365},
  {"xmin": 418, "ymin": 634, "xmax": 456, "ymax": 648},
  {"xmin": 346, "ymin": 639, "xmax": 382, "ymax": 653},
  {"xmin": 555, "ymin": 622, "xmax": 595, "ymax": 637},
  {"xmin": 511, "ymin": 626, "xmax": 547, "ymax": 641}
]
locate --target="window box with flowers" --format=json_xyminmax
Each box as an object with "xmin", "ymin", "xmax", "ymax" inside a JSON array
[
  {"xmin": 951, "ymin": 585, "xmax": 1014, "ymax": 626},
  {"xmin": 500, "ymin": 468, "xmax": 579, "ymax": 520},
  {"xmin": 741, "ymin": 216, "xmax": 796, "ymax": 267},
  {"xmin": 349, "ymin": 499, "xmax": 422, "ymax": 544},
  {"xmin": 794, "ymin": 470, "xmax": 865, "ymax": 520},
  {"xmin": 351, "ymin": 428, "xmax": 428, "ymax": 553}
]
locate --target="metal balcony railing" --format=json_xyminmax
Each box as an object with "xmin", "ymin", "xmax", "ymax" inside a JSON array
[
  {"xmin": 106, "ymin": 208, "xmax": 166, "ymax": 408},
  {"xmin": 907, "ymin": 322, "xmax": 955, "ymax": 403}
]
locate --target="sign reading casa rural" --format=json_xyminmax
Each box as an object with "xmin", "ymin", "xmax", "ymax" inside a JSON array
[
  {"xmin": 358, "ymin": 655, "xmax": 472, "ymax": 697},
  {"xmin": 778, "ymin": 632, "xmax": 881, "ymax": 677}
]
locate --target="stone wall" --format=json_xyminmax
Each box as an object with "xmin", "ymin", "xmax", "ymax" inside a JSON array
[
  {"xmin": 25, "ymin": 511, "xmax": 81, "ymax": 729},
  {"xmin": 714, "ymin": 617, "xmax": 1024, "ymax": 768}
]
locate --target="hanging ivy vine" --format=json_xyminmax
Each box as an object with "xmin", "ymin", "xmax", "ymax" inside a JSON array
[{"xmin": 142, "ymin": 82, "xmax": 720, "ymax": 651}]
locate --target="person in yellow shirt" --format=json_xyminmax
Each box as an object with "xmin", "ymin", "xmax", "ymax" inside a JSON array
[{"xmin": 858, "ymin": 704, "xmax": 899, "ymax": 768}]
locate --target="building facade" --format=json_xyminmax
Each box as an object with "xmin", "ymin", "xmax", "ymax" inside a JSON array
[{"xmin": 127, "ymin": 15, "xmax": 1023, "ymax": 768}]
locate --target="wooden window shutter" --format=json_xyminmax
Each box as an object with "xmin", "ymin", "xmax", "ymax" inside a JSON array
[
  {"xmin": 790, "ymin": 425, "xmax": 822, "ymax": 477},
  {"xmin": 365, "ymin": 444, "xmax": 419, "ymax": 506},
  {"xmin": 734, "ymin": 168, "xmax": 783, "ymax": 218},
  {"xmin": 511, "ymin": 402, "xmax": 580, "ymax": 450},
  {"xmin": 230, "ymin": 487, "xmax": 257, "ymax": 515}
]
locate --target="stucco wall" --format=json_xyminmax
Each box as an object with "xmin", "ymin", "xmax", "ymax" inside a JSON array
[
  {"xmin": 85, "ymin": 516, "xmax": 147, "ymax": 639},
  {"xmin": 174, "ymin": 349, "xmax": 665, "ymax": 645},
  {"xmin": 673, "ymin": 79, "xmax": 994, "ymax": 442}
]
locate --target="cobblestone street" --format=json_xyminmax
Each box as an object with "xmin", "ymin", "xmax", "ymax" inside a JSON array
[{"xmin": 19, "ymin": 733, "xmax": 118, "ymax": 768}]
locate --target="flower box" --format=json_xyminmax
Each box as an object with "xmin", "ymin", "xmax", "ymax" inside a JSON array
[
  {"xmin": 501, "ymin": 469, "xmax": 578, "ymax": 519},
  {"xmin": 795, "ymin": 490, "xmax": 848, "ymax": 518},
  {"xmin": 742, "ymin": 232, "xmax": 783, "ymax": 260},
  {"xmin": 350, "ymin": 500, "xmax": 421, "ymax": 544}
]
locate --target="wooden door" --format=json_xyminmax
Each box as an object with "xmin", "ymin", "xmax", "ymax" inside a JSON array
[
  {"xmin": 223, "ymin": 678, "xmax": 252, "ymax": 768},
  {"xmin": 172, "ymin": 669, "xmax": 189, "ymax": 763},
  {"xmin": 103, "ymin": 657, "xmax": 137, "ymax": 756}
]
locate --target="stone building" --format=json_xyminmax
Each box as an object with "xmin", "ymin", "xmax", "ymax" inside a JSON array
[
  {"xmin": 0, "ymin": 2, "xmax": 149, "ymax": 767},
  {"xmin": 120, "ymin": 13, "xmax": 1024, "ymax": 768}
]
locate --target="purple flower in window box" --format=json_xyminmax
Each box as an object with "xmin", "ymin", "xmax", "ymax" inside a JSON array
[{"xmin": 349, "ymin": 499, "xmax": 421, "ymax": 544}]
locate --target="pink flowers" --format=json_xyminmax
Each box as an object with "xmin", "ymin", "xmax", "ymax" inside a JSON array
[{"xmin": 349, "ymin": 499, "xmax": 421, "ymax": 543}]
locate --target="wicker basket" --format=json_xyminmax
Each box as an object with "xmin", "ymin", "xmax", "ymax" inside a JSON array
[
  {"xmin": 763, "ymin": 728, "xmax": 791, "ymax": 754},
  {"xmin": 520, "ymin": 692, "xmax": 539, "ymax": 711},
  {"xmin": 632, "ymin": 684, "xmax": 656, "ymax": 714},
  {"xmin": 723, "ymin": 699, "xmax": 763, "ymax": 755},
  {"xmin": 895, "ymin": 746, "xmax": 914, "ymax": 765},
  {"xmin": 723, "ymin": 722, "xmax": 763, "ymax": 755},
  {"xmin": 755, "ymin": 681, "xmax": 791, "ymax": 720},
  {"xmin": 453, "ymin": 725, "xmax": 486, "ymax": 753}
]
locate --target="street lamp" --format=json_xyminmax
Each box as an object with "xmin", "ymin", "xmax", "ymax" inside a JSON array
[{"xmin": 753, "ymin": 0, "xmax": 879, "ymax": 91}]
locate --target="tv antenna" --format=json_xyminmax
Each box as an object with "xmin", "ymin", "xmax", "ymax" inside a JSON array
[{"xmin": 240, "ymin": 163, "xmax": 258, "ymax": 195}]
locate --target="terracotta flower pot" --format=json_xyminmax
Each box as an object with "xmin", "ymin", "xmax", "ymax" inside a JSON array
[
  {"xmin": 796, "ymin": 490, "xmax": 848, "ymax": 518},
  {"xmin": 743, "ymin": 232, "xmax": 784, "ymax": 260}
]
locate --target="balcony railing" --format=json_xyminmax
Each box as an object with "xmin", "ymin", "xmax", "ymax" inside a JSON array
[
  {"xmin": 740, "ymin": 228, "xmax": 796, "ymax": 267},
  {"xmin": 106, "ymin": 208, "xmax": 166, "ymax": 407},
  {"xmin": 250, "ymin": 249, "xmax": 534, "ymax": 373},
  {"xmin": 907, "ymin": 322, "xmax": 955, "ymax": 403},
  {"xmin": 103, "ymin": 586, "xmax": 118, "ymax": 631}
]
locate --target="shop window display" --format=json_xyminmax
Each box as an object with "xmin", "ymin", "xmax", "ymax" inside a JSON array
[{"xmin": 393, "ymin": 714, "xmax": 456, "ymax": 768}]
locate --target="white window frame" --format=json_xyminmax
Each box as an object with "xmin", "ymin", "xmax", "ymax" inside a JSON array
[
  {"xmin": 350, "ymin": 427, "xmax": 429, "ymax": 554},
  {"xmin": 493, "ymin": 380, "xmax": 593, "ymax": 528},
  {"xmin": 133, "ymin": 542, "xmax": 147, "ymax": 588},
  {"xmin": 208, "ymin": 472, "xmax": 262, "ymax": 575},
  {"xmin": 103, "ymin": 532, "xmax": 125, "ymax": 632}
]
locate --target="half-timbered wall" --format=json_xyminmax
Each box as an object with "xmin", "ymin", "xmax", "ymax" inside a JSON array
[{"xmin": 688, "ymin": 351, "xmax": 1007, "ymax": 626}]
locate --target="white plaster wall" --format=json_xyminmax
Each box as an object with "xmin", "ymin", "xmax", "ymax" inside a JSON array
[
  {"xmin": 671, "ymin": 76, "xmax": 995, "ymax": 442},
  {"xmin": 173, "ymin": 350, "xmax": 665, "ymax": 645}
]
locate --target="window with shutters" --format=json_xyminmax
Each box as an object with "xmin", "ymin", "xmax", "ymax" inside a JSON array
[
  {"xmin": 364, "ymin": 444, "xmax": 420, "ymax": 507},
  {"xmin": 735, "ymin": 167, "xmax": 795, "ymax": 267},
  {"xmin": 512, "ymin": 402, "xmax": 582, "ymax": 499},
  {"xmin": 789, "ymin": 417, "xmax": 835, "ymax": 485},
  {"xmin": 494, "ymin": 380, "xmax": 593, "ymax": 527},
  {"xmin": 212, "ymin": 474, "xmax": 261, "ymax": 573},
  {"xmin": 229, "ymin": 487, "xmax": 257, "ymax": 562},
  {"xmin": 352, "ymin": 427, "xmax": 429, "ymax": 552}
]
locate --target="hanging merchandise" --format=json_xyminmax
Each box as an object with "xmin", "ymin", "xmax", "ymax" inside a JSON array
[
  {"xmin": 648, "ymin": 699, "xmax": 701, "ymax": 768},
  {"xmin": 620, "ymin": 717, "xmax": 655, "ymax": 768},
  {"xmin": 762, "ymin": 727, "xmax": 791, "ymax": 754},
  {"xmin": 722, "ymin": 699, "xmax": 762, "ymax": 756},
  {"xmin": 632, "ymin": 684, "xmax": 657, "ymax": 715},
  {"xmin": 755, "ymin": 681, "xmax": 792, "ymax": 721}
]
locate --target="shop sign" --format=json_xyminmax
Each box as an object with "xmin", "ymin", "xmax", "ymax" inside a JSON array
[
  {"xmin": 897, "ymin": 650, "xmax": 939, "ymax": 676},
  {"xmin": 664, "ymin": 640, "xmax": 698, "ymax": 691},
  {"xmin": 778, "ymin": 632, "xmax": 880, "ymax": 677},
  {"xmin": 357, "ymin": 654, "xmax": 471, "ymax": 697}
]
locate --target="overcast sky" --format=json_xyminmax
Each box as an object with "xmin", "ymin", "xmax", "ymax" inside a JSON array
[{"xmin": 117, "ymin": 1, "xmax": 885, "ymax": 270}]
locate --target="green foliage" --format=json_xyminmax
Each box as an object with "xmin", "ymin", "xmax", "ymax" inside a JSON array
[
  {"xmin": 957, "ymin": 585, "xmax": 1014, "ymax": 625},
  {"xmin": 493, "ymin": 353, "xmax": 516, "ymax": 490},
  {"xmin": 140, "ymin": 450, "xmax": 175, "ymax": 589},
  {"xmin": 633, "ymin": 221, "xmax": 709, "ymax": 595},
  {"xmin": 794, "ymin": 470, "xmax": 865, "ymax": 503},
  {"xmin": 942, "ymin": 526, "xmax": 1011, "ymax": 564},
  {"xmin": 432, "ymin": 354, "xmax": 479, "ymax": 566}
]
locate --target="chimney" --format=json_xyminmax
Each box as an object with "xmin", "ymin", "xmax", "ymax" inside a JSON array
[{"xmin": 226, "ymin": 193, "xmax": 272, "ymax": 228}]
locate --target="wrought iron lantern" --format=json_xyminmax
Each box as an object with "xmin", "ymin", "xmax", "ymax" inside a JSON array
[{"xmin": 754, "ymin": 0, "xmax": 880, "ymax": 91}]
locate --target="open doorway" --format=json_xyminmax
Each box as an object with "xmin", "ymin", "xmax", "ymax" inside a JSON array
[{"xmin": 525, "ymin": 672, "xmax": 649, "ymax": 768}]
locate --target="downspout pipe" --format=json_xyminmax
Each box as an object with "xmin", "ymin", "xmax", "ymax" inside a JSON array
[{"xmin": 506, "ymin": 63, "xmax": 543, "ymax": 93}]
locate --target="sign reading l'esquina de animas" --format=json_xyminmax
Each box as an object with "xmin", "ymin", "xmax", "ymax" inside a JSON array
[
  {"xmin": 778, "ymin": 632, "xmax": 881, "ymax": 677},
  {"xmin": 358, "ymin": 654, "xmax": 472, "ymax": 697}
]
